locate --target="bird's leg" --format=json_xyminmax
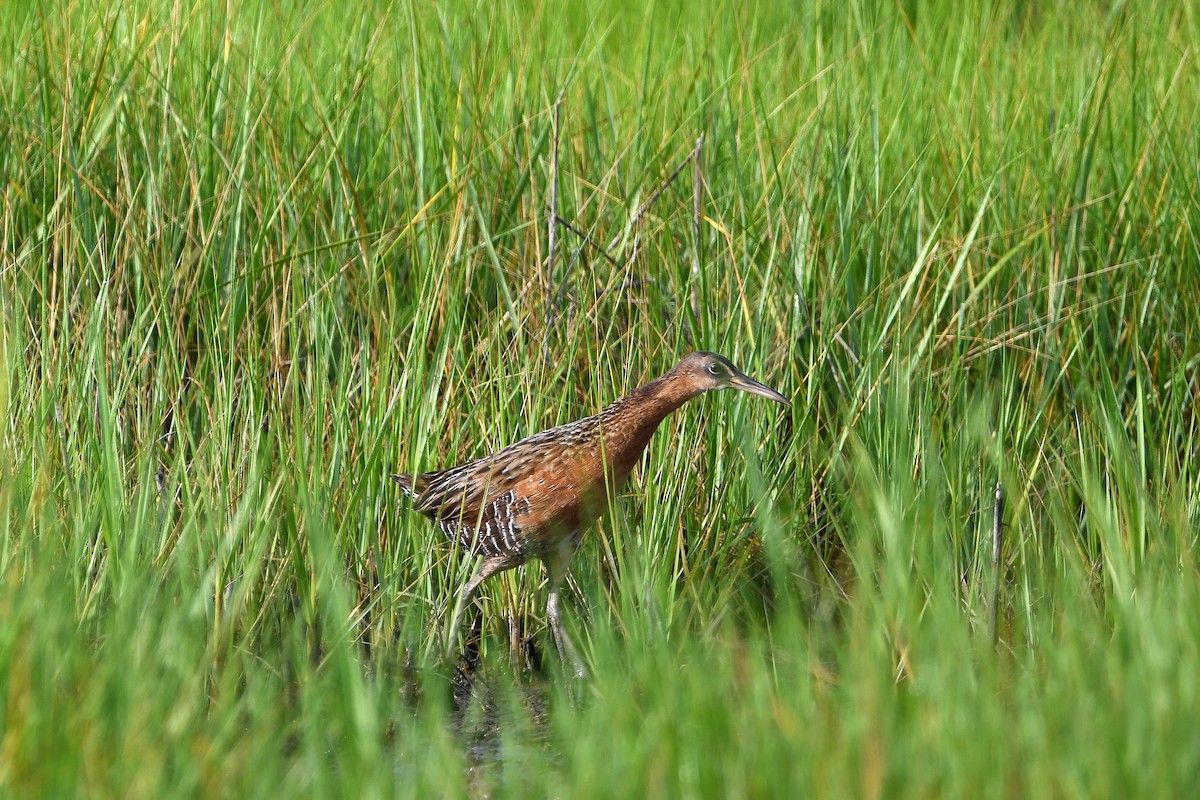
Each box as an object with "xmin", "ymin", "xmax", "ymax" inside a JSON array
[
  {"xmin": 444, "ymin": 555, "xmax": 512, "ymax": 658},
  {"xmin": 546, "ymin": 584, "xmax": 586, "ymax": 679},
  {"xmin": 543, "ymin": 548, "xmax": 588, "ymax": 679}
]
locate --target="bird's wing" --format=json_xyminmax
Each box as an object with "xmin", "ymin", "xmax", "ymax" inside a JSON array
[
  {"xmin": 394, "ymin": 416, "xmax": 601, "ymax": 556},
  {"xmin": 414, "ymin": 451, "xmax": 542, "ymax": 556}
]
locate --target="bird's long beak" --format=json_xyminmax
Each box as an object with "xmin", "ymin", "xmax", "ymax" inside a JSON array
[{"xmin": 729, "ymin": 371, "xmax": 791, "ymax": 407}]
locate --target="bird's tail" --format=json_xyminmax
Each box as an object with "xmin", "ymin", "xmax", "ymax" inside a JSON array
[
  {"xmin": 392, "ymin": 473, "xmax": 430, "ymax": 502},
  {"xmin": 391, "ymin": 473, "xmax": 415, "ymax": 497}
]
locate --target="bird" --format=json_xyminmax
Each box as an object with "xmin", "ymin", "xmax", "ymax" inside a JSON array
[{"xmin": 392, "ymin": 351, "xmax": 790, "ymax": 677}]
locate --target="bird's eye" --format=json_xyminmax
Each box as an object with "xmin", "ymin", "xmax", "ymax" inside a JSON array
[{"xmin": 708, "ymin": 363, "xmax": 721, "ymax": 376}]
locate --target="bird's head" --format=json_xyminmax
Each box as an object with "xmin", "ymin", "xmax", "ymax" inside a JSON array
[{"xmin": 672, "ymin": 351, "xmax": 790, "ymax": 406}]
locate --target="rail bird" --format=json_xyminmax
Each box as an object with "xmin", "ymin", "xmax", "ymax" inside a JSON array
[{"xmin": 393, "ymin": 351, "xmax": 789, "ymax": 676}]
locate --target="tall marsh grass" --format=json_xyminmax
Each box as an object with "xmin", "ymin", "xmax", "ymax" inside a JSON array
[{"xmin": 1, "ymin": 0, "xmax": 1198, "ymax": 795}]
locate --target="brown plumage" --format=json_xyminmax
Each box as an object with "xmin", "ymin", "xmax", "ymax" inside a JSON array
[{"xmin": 393, "ymin": 351, "xmax": 790, "ymax": 676}]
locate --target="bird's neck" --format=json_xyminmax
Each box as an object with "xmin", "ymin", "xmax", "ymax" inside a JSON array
[{"xmin": 599, "ymin": 369, "xmax": 700, "ymax": 455}]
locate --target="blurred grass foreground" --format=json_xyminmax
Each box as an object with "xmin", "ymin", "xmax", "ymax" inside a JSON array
[{"xmin": 1, "ymin": 0, "xmax": 1198, "ymax": 796}]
